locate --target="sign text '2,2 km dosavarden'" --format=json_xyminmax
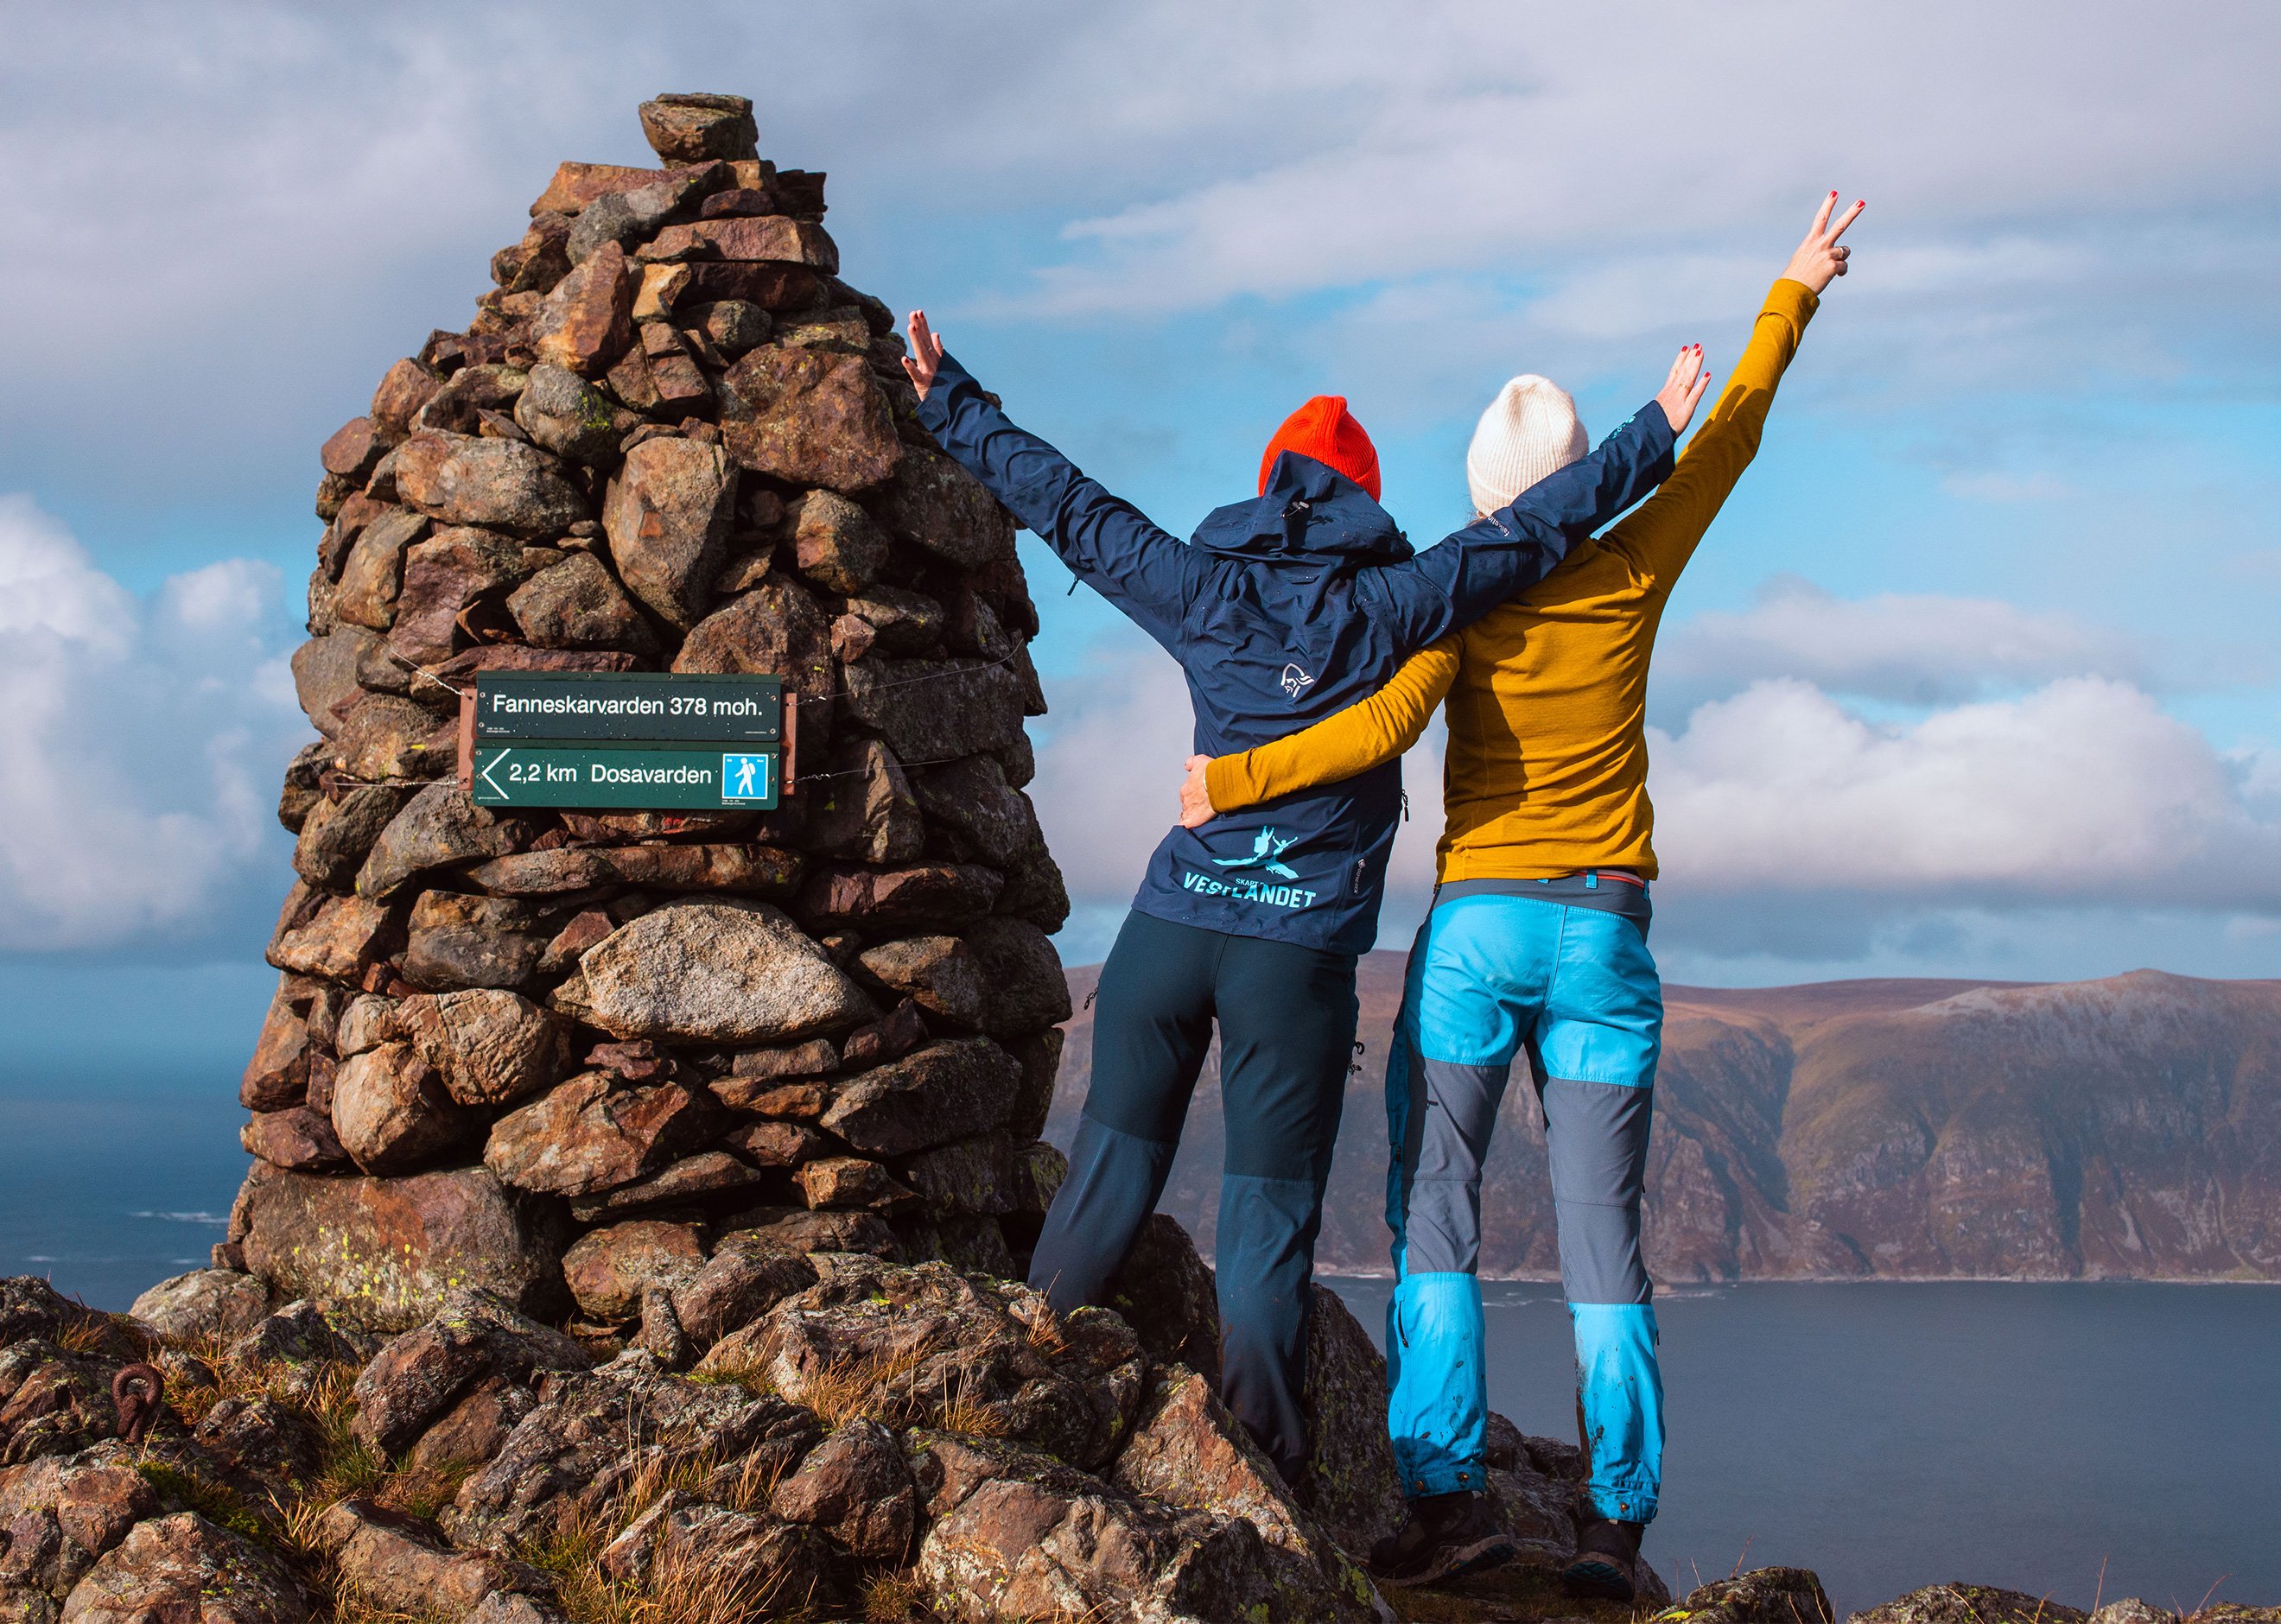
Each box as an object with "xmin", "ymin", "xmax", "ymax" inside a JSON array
[{"xmin": 459, "ymin": 671, "xmax": 792, "ymax": 810}]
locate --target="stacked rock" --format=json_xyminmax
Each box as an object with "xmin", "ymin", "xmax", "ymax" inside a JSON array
[{"xmin": 232, "ymin": 92, "xmax": 1074, "ymax": 1340}]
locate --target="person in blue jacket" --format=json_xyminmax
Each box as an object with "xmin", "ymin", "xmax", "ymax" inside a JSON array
[{"xmin": 900, "ymin": 312, "xmax": 1707, "ymax": 1484}]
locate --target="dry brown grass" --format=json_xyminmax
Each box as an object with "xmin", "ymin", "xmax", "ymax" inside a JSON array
[
  {"xmin": 753, "ymin": 1342, "xmax": 1017, "ymax": 1443},
  {"xmin": 519, "ymin": 1435, "xmax": 818, "ymax": 1624},
  {"xmin": 704, "ymin": 1448, "xmax": 791, "ymax": 1516},
  {"xmin": 241, "ymin": 1359, "xmax": 386, "ymax": 1513},
  {"xmin": 55, "ymin": 1315, "xmax": 121, "ymax": 1357},
  {"xmin": 629, "ymin": 1532, "xmax": 811, "ymax": 1624},
  {"xmin": 162, "ymin": 1341, "xmax": 362, "ymax": 1434},
  {"xmin": 125, "ymin": 1343, "xmax": 461, "ymax": 1624},
  {"xmin": 862, "ymin": 1570, "xmax": 935, "ymax": 1623},
  {"xmin": 272, "ymin": 1488, "xmax": 341, "ymax": 1561},
  {"xmin": 793, "ymin": 1345, "xmax": 928, "ymax": 1430},
  {"xmin": 174, "ymin": 1326, "xmax": 238, "ymax": 1362},
  {"xmin": 118, "ymin": 1341, "xmax": 379, "ymax": 1578},
  {"xmin": 368, "ymin": 1462, "xmax": 473, "ymax": 1523},
  {"xmin": 928, "ymin": 1363, "xmax": 1011, "ymax": 1441},
  {"xmin": 279, "ymin": 1457, "xmax": 483, "ymax": 1624},
  {"xmin": 684, "ymin": 1354, "xmax": 773, "ymax": 1399},
  {"xmin": 524, "ymin": 1495, "xmax": 694, "ymax": 1624},
  {"xmin": 1019, "ymin": 1303, "xmax": 1070, "ymax": 1362},
  {"xmin": 325, "ymin": 1579, "xmax": 455, "ymax": 1624},
  {"xmin": 518, "ymin": 1491, "xmax": 618, "ymax": 1619},
  {"xmin": 261, "ymin": 1390, "xmax": 455, "ymax": 1624},
  {"xmin": 54, "ymin": 1300, "xmax": 157, "ymax": 1361}
]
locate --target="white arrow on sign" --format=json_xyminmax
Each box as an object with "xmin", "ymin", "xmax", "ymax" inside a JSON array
[{"xmin": 479, "ymin": 748, "xmax": 512, "ymax": 801}]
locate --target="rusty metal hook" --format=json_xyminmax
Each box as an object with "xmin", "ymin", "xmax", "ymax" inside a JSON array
[{"xmin": 112, "ymin": 1363, "xmax": 164, "ymax": 1447}]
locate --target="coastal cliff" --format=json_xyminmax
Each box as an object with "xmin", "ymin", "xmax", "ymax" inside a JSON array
[{"xmin": 1054, "ymin": 961, "xmax": 2281, "ymax": 1282}]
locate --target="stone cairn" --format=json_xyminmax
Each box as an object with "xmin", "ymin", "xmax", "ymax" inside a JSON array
[
  {"xmin": 237, "ymin": 92, "xmax": 1074, "ymax": 1329},
  {"xmin": 0, "ymin": 97, "xmax": 1747, "ymax": 1624}
]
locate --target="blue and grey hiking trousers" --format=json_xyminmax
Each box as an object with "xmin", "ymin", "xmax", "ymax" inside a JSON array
[{"xmin": 1384, "ymin": 878, "xmax": 1666, "ymax": 1525}]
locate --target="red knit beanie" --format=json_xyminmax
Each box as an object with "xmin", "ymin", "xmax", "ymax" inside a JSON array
[{"xmin": 1258, "ymin": 396, "xmax": 1381, "ymax": 500}]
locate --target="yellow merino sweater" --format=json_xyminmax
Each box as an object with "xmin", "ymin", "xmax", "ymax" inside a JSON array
[{"xmin": 1205, "ymin": 278, "xmax": 1818, "ymax": 883}]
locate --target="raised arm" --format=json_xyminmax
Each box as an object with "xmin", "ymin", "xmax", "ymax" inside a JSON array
[
  {"xmin": 905, "ymin": 311, "xmax": 1198, "ymax": 650},
  {"xmin": 1183, "ymin": 637, "xmax": 1463, "ymax": 823},
  {"xmin": 1601, "ymin": 193, "xmax": 1860, "ymax": 591},
  {"xmin": 1359, "ymin": 355, "xmax": 1700, "ymax": 655}
]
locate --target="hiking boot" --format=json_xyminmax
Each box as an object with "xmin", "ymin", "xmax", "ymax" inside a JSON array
[
  {"xmin": 1562, "ymin": 1516, "xmax": 1646, "ymax": 1602},
  {"xmin": 1368, "ymin": 1490, "xmax": 1518, "ymax": 1585}
]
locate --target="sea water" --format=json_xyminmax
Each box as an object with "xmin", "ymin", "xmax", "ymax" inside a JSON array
[
  {"xmin": 2, "ymin": 1094, "xmax": 249, "ymax": 1310},
  {"xmin": 1329, "ymin": 1276, "xmax": 2281, "ymax": 1617}
]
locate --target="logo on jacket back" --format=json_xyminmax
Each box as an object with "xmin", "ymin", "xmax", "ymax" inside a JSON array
[
  {"xmin": 1182, "ymin": 824, "xmax": 1319, "ymax": 910},
  {"xmin": 1214, "ymin": 827, "xmax": 1301, "ymax": 879},
  {"xmin": 1280, "ymin": 663, "xmax": 1315, "ymax": 700}
]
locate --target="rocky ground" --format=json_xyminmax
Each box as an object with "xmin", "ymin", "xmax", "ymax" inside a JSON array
[{"xmin": 5, "ymin": 1262, "xmax": 2271, "ymax": 1624}]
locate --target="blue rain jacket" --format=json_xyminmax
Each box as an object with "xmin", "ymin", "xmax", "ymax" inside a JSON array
[{"xmin": 914, "ymin": 352, "xmax": 1675, "ymax": 953}]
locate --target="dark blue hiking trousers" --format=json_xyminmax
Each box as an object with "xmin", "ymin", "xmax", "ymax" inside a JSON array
[{"xmin": 1028, "ymin": 909, "xmax": 1358, "ymax": 1481}]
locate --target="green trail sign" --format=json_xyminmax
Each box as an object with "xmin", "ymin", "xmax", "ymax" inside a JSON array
[
  {"xmin": 472, "ymin": 672, "xmax": 782, "ymax": 743},
  {"xmin": 457, "ymin": 672, "xmax": 795, "ymax": 809},
  {"xmin": 468, "ymin": 743, "xmax": 779, "ymax": 809}
]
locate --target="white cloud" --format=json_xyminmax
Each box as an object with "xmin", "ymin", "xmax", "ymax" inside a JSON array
[
  {"xmin": 1013, "ymin": 3, "xmax": 2279, "ymax": 324},
  {"xmin": 1025, "ymin": 637, "xmax": 1197, "ymax": 913},
  {"xmin": 1647, "ymin": 676, "xmax": 2281, "ymax": 906},
  {"xmin": 1655, "ymin": 577, "xmax": 2143, "ymax": 710},
  {"xmin": 0, "ymin": 498, "xmax": 303, "ymax": 953},
  {"xmin": 0, "ymin": 500, "xmax": 133, "ymax": 648},
  {"xmin": 161, "ymin": 561, "xmax": 273, "ymax": 632},
  {"xmin": 4, "ymin": 0, "xmax": 2276, "ymax": 505}
]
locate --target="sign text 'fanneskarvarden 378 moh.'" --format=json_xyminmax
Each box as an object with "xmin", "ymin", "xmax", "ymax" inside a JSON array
[
  {"xmin": 472, "ymin": 672, "xmax": 782, "ymax": 742},
  {"xmin": 461, "ymin": 672, "xmax": 791, "ymax": 810}
]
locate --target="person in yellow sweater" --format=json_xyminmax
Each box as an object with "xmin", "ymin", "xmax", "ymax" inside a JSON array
[{"xmin": 1179, "ymin": 193, "xmax": 1864, "ymax": 1595}]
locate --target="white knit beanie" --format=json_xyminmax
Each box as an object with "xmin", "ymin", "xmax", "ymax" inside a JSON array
[{"xmin": 1465, "ymin": 375, "xmax": 1588, "ymax": 517}]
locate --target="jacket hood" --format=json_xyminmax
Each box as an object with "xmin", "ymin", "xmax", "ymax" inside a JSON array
[{"xmin": 1189, "ymin": 452, "xmax": 1414, "ymax": 563}]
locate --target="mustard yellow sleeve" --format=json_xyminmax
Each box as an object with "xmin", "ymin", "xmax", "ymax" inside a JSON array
[
  {"xmin": 1204, "ymin": 637, "xmax": 1461, "ymax": 812},
  {"xmin": 1602, "ymin": 277, "xmax": 1818, "ymax": 590}
]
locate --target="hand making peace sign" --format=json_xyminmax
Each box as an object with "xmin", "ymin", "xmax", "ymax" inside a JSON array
[{"xmin": 1785, "ymin": 191, "xmax": 1866, "ymax": 295}]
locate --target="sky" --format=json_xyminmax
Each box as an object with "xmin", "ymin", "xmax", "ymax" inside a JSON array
[{"xmin": 2, "ymin": 0, "xmax": 2277, "ymax": 1068}]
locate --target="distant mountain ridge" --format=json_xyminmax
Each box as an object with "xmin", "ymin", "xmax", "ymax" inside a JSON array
[{"xmin": 1046, "ymin": 961, "xmax": 2281, "ymax": 1281}]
